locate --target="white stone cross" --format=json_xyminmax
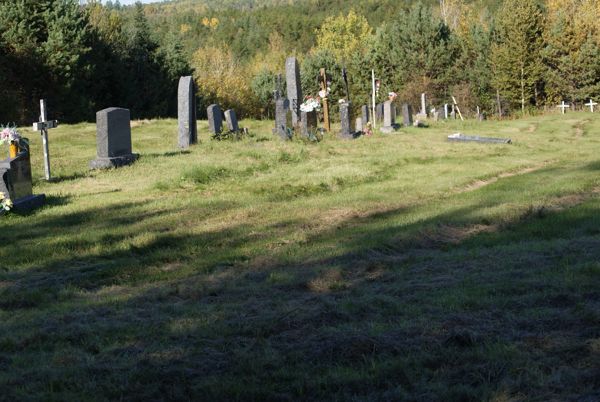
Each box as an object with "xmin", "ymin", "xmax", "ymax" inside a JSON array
[
  {"xmin": 32, "ymin": 99, "xmax": 58, "ymax": 181},
  {"xmin": 585, "ymin": 99, "xmax": 597, "ymax": 113},
  {"xmin": 557, "ymin": 101, "xmax": 570, "ymax": 114}
]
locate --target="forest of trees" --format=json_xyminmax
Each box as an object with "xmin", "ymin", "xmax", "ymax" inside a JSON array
[{"xmin": 1, "ymin": 0, "xmax": 599, "ymax": 124}]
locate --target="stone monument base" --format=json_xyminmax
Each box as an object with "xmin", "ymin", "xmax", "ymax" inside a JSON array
[
  {"xmin": 11, "ymin": 194, "xmax": 46, "ymax": 214},
  {"xmin": 380, "ymin": 124, "xmax": 400, "ymax": 133},
  {"xmin": 90, "ymin": 154, "xmax": 139, "ymax": 170}
]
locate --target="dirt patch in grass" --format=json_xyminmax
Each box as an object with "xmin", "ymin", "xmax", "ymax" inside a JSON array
[{"xmin": 461, "ymin": 162, "xmax": 553, "ymax": 193}]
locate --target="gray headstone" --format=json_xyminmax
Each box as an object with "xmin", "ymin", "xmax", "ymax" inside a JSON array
[
  {"xmin": 444, "ymin": 104, "xmax": 449, "ymax": 119},
  {"xmin": 285, "ymin": 57, "xmax": 302, "ymax": 126},
  {"xmin": 90, "ymin": 107, "xmax": 138, "ymax": 169},
  {"xmin": 300, "ymin": 111, "xmax": 317, "ymax": 138},
  {"xmin": 224, "ymin": 109, "xmax": 239, "ymax": 132},
  {"xmin": 380, "ymin": 101, "xmax": 398, "ymax": 133},
  {"xmin": 1, "ymin": 151, "xmax": 45, "ymax": 213},
  {"xmin": 361, "ymin": 105, "xmax": 370, "ymax": 124},
  {"xmin": 421, "ymin": 93, "xmax": 427, "ymax": 116},
  {"xmin": 274, "ymin": 98, "xmax": 290, "ymax": 139},
  {"xmin": 340, "ymin": 102, "xmax": 353, "ymax": 139},
  {"xmin": 177, "ymin": 76, "xmax": 197, "ymax": 149},
  {"xmin": 355, "ymin": 117, "xmax": 363, "ymax": 133},
  {"xmin": 207, "ymin": 104, "xmax": 223, "ymax": 135},
  {"xmin": 402, "ymin": 103, "xmax": 413, "ymax": 127}
]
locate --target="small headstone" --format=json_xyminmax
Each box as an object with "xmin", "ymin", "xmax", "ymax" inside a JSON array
[
  {"xmin": 207, "ymin": 104, "xmax": 223, "ymax": 135},
  {"xmin": 356, "ymin": 117, "xmax": 363, "ymax": 133},
  {"xmin": 339, "ymin": 102, "xmax": 353, "ymax": 139},
  {"xmin": 402, "ymin": 103, "xmax": 413, "ymax": 127},
  {"xmin": 224, "ymin": 109, "xmax": 239, "ymax": 132},
  {"xmin": 90, "ymin": 107, "xmax": 138, "ymax": 169},
  {"xmin": 431, "ymin": 108, "xmax": 439, "ymax": 122},
  {"xmin": 361, "ymin": 105, "xmax": 370, "ymax": 125},
  {"xmin": 274, "ymin": 98, "xmax": 290, "ymax": 139},
  {"xmin": 300, "ymin": 110, "xmax": 317, "ymax": 138},
  {"xmin": 380, "ymin": 101, "xmax": 397, "ymax": 133},
  {"xmin": 177, "ymin": 76, "xmax": 197, "ymax": 149},
  {"xmin": 285, "ymin": 57, "xmax": 303, "ymax": 126}
]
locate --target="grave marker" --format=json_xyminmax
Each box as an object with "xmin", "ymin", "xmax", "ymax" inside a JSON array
[
  {"xmin": 339, "ymin": 102, "xmax": 353, "ymax": 139},
  {"xmin": 319, "ymin": 68, "xmax": 330, "ymax": 132},
  {"xmin": 207, "ymin": 104, "xmax": 223, "ymax": 135},
  {"xmin": 380, "ymin": 101, "xmax": 396, "ymax": 133},
  {"xmin": 0, "ymin": 149, "xmax": 46, "ymax": 213},
  {"xmin": 274, "ymin": 98, "xmax": 290, "ymax": 139},
  {"xmin": 177, "ymin": 76, "xmax": 197, "ymax": 149},
  {"xmin": 300, "ymin": 111, "xmax": 317, "ymax": 138},
  {"xmin": 32, "ymin": 99, "xmax": 58, "ymax": 181},
  {"xmin": 402, "ymin": 103, "xmax": 413, "ymax": 127},
  {"xmin": 585, "ymin": 99, "xmax": 597, "ymax": 113},
  {"xmin": 557, "ymin": 101, "xmax": 570, "ymax": 114},
  {"xmin": 90, "ymin": 107, "xmax": 138, "ymax": 169},
  {"xmin": 355, "ymin": 117, "xmax": 363, "ymax": 133},
  {"xmin": 420, "ymin": 93, "xmax": 427, "ymax": 116},
  {"xmin": 285, "ymin": 57, "xmax": 302, "ymax": 126},
  {"xmin": 361, "ymin": 105, "xmax": 370, "ymax": 126},
  {"xmin": 224, "ymin": 109, "xmax": 239, "ymax": 132}
]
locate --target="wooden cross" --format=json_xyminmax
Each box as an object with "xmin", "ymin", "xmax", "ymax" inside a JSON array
[
  {"xmin": 32, "ymin": 99, "xmax": 58, "ymax": 181},
  {"xmin": 557, "ymin": 101, "xmax": 570, "ymax": 114},
  {"xmin": 319, "ymin": 68, "xmax": 330, "ymax": 132},
  {"xmin": 451, "ymin": 96, "xmax": 464, "ymax": 121},
  {"xmin": 585, "ymin": 99, "xmax": 597, "ymax": 113}
]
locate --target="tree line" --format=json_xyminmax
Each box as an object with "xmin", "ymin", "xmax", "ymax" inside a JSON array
[{"xmin": 1, "ymin": 0, "xmax": 599, "ymax": 124}]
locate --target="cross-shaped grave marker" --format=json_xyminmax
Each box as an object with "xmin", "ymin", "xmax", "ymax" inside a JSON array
[
  {"xmin": 32, "ymin": 99, "xmax": 58, "ymax": 181},
  {"xmin": 319, "ymin": 68, "xmax": 331, "ymax": 132},
  {"xmin": 585, "ymin": 99, "xmax": 597, "ymax": 113},
  {"xmin": 557, "ymin": 101, "xmax": 570, "ymax": 114}
]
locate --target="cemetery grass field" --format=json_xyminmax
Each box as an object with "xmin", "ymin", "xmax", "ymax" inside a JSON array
[{"xmin": 2, "ymin": 113, "xmax": 600, "ymax": 401}]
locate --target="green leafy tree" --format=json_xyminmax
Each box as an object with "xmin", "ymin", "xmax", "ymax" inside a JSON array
[
  {"xmin": 314, "ymin": 10, "xmax": 372, "ymax": 65},
  {"xmin": 491, "ymin": 0, "xmax": 545, "ymax": 113}
]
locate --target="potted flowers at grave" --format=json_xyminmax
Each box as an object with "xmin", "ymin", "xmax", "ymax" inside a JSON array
[
  {"xmin": 298, "ymin": 95, "xmax": 322, "ymax": 141},
  {"xmin": 0, "ymin": 192, "xmax": 12, "ymax": 212},
  {"xmin": 0, "ymin": 125, "xmax": 27, "ymax": 158}
]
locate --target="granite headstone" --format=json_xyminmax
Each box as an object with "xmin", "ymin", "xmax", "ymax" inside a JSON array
[
  {"xmin": 177, "ymin": 76, "xmax": 197, "ymax": 148},
  {"xmin": 340, "ymin": 102, "xmax": 353, "ymax": 139},
  {"xmin": 402, "ymin": 103, "xmax": 413, "ymax": 127},
  {"xmin": 90, "ymin": 107, "xmax": 138, "ymax": 169},
  {"xmin": 285, "ymin": 57, "xmax": 302, "ymax": 126},
  {"xmin": 274, "ymin": 98, "xmax": 290, "ymax": 139},
  {"xmin": 207, "ymin": 104, "xmax": 223, "ymax": 135},
  {"xmin": 224, "ymin": 109, "xmax": 239, "ymax": 132}
]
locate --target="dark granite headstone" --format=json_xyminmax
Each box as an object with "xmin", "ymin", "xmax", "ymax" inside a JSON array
[
  {"xmin": 274, "ymin": 98, "xmax": 290, "ymax": 139},
  {"xmin": 224, "ymin": 109, "xmax": 239, "ymax": 132},
  {"xmin": 361, "ymin": 105, "xmax": 369, "ymax": 125},
  {"xmin": 375, "ymin": 103, "xmax": 384, "ymax": 122},
  {"xmin": 285, "ymin": 57, "xmax": 302, "ymax": 126},
  {"xmin": 90, "ymin": 107, "xmax": 138, "ymax": 169},
  {"xmin": 207, "ymin": 104, "xmax": 223, "ymax": 135},
  {"xmin": 340, "ymin": 102, "xmax": 353, "ymax": 139},
  {"xmin": 0, "ymin": 151, "xmax": 45, "ymax": 213},
  {"xmin": 300, "ymin": 111, "xmax": 317, "ymax": 138},
  {"xmin": 402, "ymin": 103, "xmax": 413, "ymax": 127},
  {"xmin": 177, "ymin": 76, "xmax": 197, "ymax": 148}
]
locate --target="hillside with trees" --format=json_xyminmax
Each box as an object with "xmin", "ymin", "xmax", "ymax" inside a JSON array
[{"xmin": 0, "ymin": 0, "xmax": 599, "ymax": 123}]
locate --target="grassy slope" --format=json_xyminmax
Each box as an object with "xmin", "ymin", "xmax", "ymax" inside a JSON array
[{"xmin": 1, "ymin": 114, "xmax": 599, "ymax": 400}]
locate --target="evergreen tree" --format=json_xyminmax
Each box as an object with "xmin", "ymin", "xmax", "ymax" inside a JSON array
[{"xmin": 491, "ymin": 0, "xmax": 545, "ymax": 113}]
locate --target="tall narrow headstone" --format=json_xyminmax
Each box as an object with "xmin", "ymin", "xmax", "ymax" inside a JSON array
[
  {"xmin": 380, "ymin": 101, "xmax": 396, "ymax": 133},
  {"xmin": 224, "ymin": 109, "xmax": 239, "ymax": 132},
  {"xmin": 421, "ymin": 93, "xmax": 427, "ymax": 116},
  {"xmin": 274, "ymin": 98, "xmax": 290, "ymax": 139},
  {"xmin": 340, "ymin": 102, "xmax": 353, "ymax": 139},
  {"xmin": 177, "ymin": 76, "xmax": 197, "ymax": 148},
  {"xmin": 285, "ymin": 57, "xmax": 302, "ymax": 126},
  {"xmin": 376, "ymin": 103, "xmax": 384, "ymax": 122},
  {"xmin": 444, "ymin": 104, "xmax": 449, "ymax": 119},
  {"xmin": 361, "ymin": 105, "xmax": 370, "ymax": 125},
  {"xmin": 207, "ymin": 104, "xmax": 223, "ymax": 135},
  {"xmin": 402, "ymin": 103, "xmax": 413, "ymax": 127},
  {"xmin": 90, "ymin": 107, "xmax": 138, "ymax": 169}
]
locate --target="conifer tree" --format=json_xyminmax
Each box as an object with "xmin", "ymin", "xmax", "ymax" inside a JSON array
[{"xmin": 491, "ymin": 0, "xmax": 545, "ymax": 113}]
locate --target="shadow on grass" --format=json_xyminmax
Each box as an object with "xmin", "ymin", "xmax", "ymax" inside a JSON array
[{"xmin": 1, "ymin": 164, "xmax": 599, "ymax": 400}]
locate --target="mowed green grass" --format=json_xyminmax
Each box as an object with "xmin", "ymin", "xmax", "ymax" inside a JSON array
[{"xmin": 1, "ymin": 113, "xmax": 599, "ymax": 400}]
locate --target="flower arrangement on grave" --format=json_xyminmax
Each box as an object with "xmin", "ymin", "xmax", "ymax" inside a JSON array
[
  {"xmin": 0, "ymin": 192, "xmax": 12, "ymax": 211},
  {"xmin": 388, "ymin": 92, "xmax": 398, "ymax": 102},
  {"xmin": 0, "ymin": 124, "xmax": 28, "ymax": 158},
  {"xmin": 300, "ymin": 95, "xmax": 322, "ymax": 113},
  {"xmin": 363, "ymin": 121, "xmax": 373, "ymax": 137}
]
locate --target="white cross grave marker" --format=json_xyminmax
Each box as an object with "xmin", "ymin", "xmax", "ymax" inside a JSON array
[
  {"xmin": 557, "ymin": 101, "xmax": 570, "ymax": 114},
  {"xmin": 585, "ymin": 99, "xmax": 597, "ymax": 113},
  {"xmin": 32, "ymin": 99, "xmax": 58, "ymax": 181}
]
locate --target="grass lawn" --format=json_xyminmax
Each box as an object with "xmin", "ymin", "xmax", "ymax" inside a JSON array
[{"xmin": 1, "ymin": 113, "xmax": 599, "ymax": 400}]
